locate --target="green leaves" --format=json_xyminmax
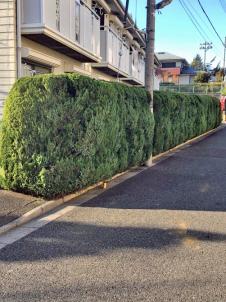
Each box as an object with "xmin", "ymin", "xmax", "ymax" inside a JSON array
[
  {"xmin": 0, "ymin": 74, "xmax": 154, "ymax": 198},
  {"xmin": 153, "ymin": 91, "xmax": 221, "ymax": 155},
  {"xmin": 1, "ymin": 73, "xmax": 220, "ymax": 198}
]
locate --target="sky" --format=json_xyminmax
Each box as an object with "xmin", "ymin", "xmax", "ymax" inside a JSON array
[{"xmin": 121, "ymin": 0, "xmax": 226, "ymax": 67}]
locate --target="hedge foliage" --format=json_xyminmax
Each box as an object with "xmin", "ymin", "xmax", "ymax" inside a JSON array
[
  {"xmin": 0, "ymin": 74, "xmax": 221, "ymax": 198},
  {"xmin": 0, "ymin": 74, "xmax": 154, "ymax": 197},
  {"xmin": 153, "ymin": 91, "xmax": 221, "ymax": 155}
]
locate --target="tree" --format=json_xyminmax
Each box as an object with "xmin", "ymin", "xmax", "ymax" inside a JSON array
[
  {"xmin": 194, "ymin": 71, "xmax": 211, "ymax": 83},
  {"xmin": 191, "ymin": 54, "xmax": 204, "ymax": 71},
  {"xmin": 212, "ymin": 63, "xmax": 224, "ymax": 82}
]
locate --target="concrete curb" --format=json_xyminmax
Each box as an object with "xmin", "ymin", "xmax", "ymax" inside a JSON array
[
  {"xmin": 0, "ymin": 123, "xmax": 225, "ymax": 236},
  {"xmin": 0, "ymin": 171, "xmax": 129, "ymax": 236}
]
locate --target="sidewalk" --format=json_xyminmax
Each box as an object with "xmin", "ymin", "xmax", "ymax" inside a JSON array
[{"xmin": 0, "ymin": 190, "xmax": 44, "ymax": 227}]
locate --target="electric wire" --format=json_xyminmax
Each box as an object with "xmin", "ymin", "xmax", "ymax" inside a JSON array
[
  {"xmin": 179, "ymin": 0, "xmax": 223, "ymax": 64},
  {"xmin": 180, "ymin": 0, "xmax": 211, "ymax": 42},
  {"xmin": 187, "ymin": 0, "xmax": 223, "ymax": 59},
  {"xmin": 188, "ymin": 1, "xmax": 215, "ymax": 38},
  {"xmin": 178, "ymin": 0, "xmax": 207, "ymax": 41},
  {"xmin": 197, "ymin": 0, "xmax": 225, "ymax": 46}
]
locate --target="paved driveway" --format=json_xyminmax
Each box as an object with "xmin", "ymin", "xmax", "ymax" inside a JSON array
[{"xmin": 1, "ymin": 127, "xmax": 226, "ymax": 301}]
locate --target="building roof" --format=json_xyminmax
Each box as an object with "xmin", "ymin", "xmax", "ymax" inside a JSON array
[
  {"xmin": 156, "ymin": 52, "xmax": 188, "ymax": 63},
  {"xmin": 181, "ymin": 66, "xmax": 197, "ymax": 75}
]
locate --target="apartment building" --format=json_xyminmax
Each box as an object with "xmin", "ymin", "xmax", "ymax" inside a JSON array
[{"xmin": 0, "ymin": 0, "xmax": 160, "ymax": 117}]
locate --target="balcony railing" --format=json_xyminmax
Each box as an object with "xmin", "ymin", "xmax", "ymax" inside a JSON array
[
  {"xmin": 21, "ymin": 0, "xmax": 100, "ymax": 62},
  {"xmin": 79, "ymin": 2, "xmax": 100, "ymax": 57},
  {"xmin": 99, "ymin": 26, "xmax": 130, "ymax": 76},
  {"xmin": 97, "ymin": 26, "xmax": 145, "ymax": 85},
  {"xmin": 130, "ymin": 55, "xmax": 145, "ymax": 84}
]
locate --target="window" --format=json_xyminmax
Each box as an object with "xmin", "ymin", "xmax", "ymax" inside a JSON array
[
  {"xmin": 75, "ymin": 0, "xmax": 80, "ymax": 42},
  {"xmin": 162, "ymin": 62, "xmax": 176, "ymax": 68},
  {"xmin": 56, "ymin": 0, "xmax": 60, "ymax": 31},
  {"xmin": 22, "ymin": 60, "xmax": 52, "ymax": 77}
]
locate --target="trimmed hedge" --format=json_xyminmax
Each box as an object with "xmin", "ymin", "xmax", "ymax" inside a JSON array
[
  {"xmin": 153, "ymin": 91, "xmax": 221, "ymax": 155},
  {"xmin": 0, "ymin": 74, "xmax": 154, "ymax": 198},
  {"xmin": 0, "ymin": 75, "xmax": 221, "ymax": 198}
]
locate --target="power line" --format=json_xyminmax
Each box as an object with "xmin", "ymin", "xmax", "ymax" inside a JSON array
[
  {"xmin": 178, "ymin": 0, "xmax": 207, "ymax": 41},
  {"xmin": 178, "ymin": 0, "xmax": 222, "ymax": 66},
  {"xmin": 188, "ymin": 1, "xmax": 215, "ymax": 38},
  {"xmin": 180, "ymin": 0, "xmax": 211, "ymax": 42},
  {"xmin": 197, "ymin": 0, "xmax": 225, "ymax": 47},
  {"xmin": 187, "ymin": 1, "xmax": 223, "ymax": 57}
]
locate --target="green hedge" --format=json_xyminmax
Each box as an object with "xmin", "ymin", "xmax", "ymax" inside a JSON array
[
  {"xmin": 0, "ymin": 75, "xmax": 221, "ymax": 198},
  {"xmin": 153, "ymin": 91, "xmax": 221, "ymax": 155},
  {"xmin": 0, "ymin": 74, "xmax": 154, "ymax": 198}
]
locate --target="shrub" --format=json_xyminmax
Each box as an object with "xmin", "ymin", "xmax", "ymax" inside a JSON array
[
  {"xmin": 0, "ymin": 74, "xmax": 221, "ymax": 198},
  {"xmin": 194, "ymin": 71, "xmax": 211, "ymax": 83},
  {"xmin": 0, "ymin": 74, "xmax": 154, "ymax": 198},
  {"xmin": 153, "ymin": 91, "xmax": 221, "ymax": 155}
]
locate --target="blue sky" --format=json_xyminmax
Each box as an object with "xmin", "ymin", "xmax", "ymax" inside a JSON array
[{"xmin": 121, "ymin": 0, "xmax": 226, "ymax": 67}]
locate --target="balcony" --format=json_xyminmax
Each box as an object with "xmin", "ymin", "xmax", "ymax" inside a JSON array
[
  {"xmin": 93, "ymin": 26, "xmax": 145, "ymax": 85},
  {"xmin": 92, "ymin": 26, "xmax": 130, "ymax": 77},
  {"xmin": 121, "ymin": 51, "xmax": 145, "ymax": 86},
  {"xmin": 21, "ymin": 0, "xmax": 101, "ymax": 63}
]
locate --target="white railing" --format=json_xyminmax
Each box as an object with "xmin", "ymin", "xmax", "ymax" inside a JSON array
[
  {"xmin": 21, "ymin": 0, "xmax": 100, "ymax": 57},
  {"xmin": 100, "ymin": 26, "xmax": 130, "ymax": 75},
  {"xmin": 138, "ymin": 59, "xmax": 145, "ymax": 84},
  {"xmin": 130, "ymin": 52, "xmax": 145, "ymax": 84},
  {"xmin": 79, "ymin": 2, "xmax": 100, "ymax": 56}
]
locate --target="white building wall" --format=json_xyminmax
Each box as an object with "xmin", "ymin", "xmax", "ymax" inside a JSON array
[
  {"xmin": 0, "ymin": 0, "xmax": 17, "ymax": 117},
  {"xmin": 179, "ymin": 75, "xmax": 191, "ymax": 85}
]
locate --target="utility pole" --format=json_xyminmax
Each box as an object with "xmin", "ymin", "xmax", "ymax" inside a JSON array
[
  {"xmin": 145, "ymin": 0, "xmax": 173, "ymax": 112},
  {"xmin": 145, "ymin": 0, "xmax": 155, "ymax": 113},
  {"xmin": 145, "ymin": 0, "xmax": 173, "ymax": 166},
  {"xmin": 200, "ymin": 42, "xmax": 213, "ymax": 71}
]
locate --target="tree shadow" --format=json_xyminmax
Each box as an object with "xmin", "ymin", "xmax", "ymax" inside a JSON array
[{"xmin": 0, "ymin": 221, "xmax": 226, "ymax": 262}]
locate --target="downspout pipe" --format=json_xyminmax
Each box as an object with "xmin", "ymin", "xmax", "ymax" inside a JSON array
[{"xmin": 16, "ymin": 0, "xmax": 22, "ymax": 78}]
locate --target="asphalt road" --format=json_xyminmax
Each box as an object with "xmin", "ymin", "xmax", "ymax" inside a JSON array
[{"xmin": 1, "ymin": 127, "xmax": 226, "ymax": 301}]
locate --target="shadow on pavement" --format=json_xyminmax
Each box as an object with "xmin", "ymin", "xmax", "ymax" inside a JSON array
[{"xmin": 0, "ymin": 221, "xmax": 226, "ymax": 262}]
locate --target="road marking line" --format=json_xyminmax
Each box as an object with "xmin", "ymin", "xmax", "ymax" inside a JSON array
[{"xmin": 0, "ymin": 206, "xmax": 76, "ymax": 250}]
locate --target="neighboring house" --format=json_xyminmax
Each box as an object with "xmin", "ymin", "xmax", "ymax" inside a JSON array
[
  {"xmin": 156, "ymin": 52, "xmax": 196, "ymax": 85},
  {"xmin": 0, "ymin": 0, "xmax": 160, "ymax": 117}
]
